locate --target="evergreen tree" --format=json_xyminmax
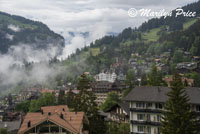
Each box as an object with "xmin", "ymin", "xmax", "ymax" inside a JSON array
[
  {"xmin": 58, "ymin": 90, "xmax": 65, "ymax": 105},
  {"xmin": 8, "ymin": 93, "xmax": 13, "ymax": 106},
  {"xmin": 141, "ymin": 74, "xmax": 148, "ymax": 86},
  {"xmin": 65, "ymin": 89, "xmax": 75, "ymax": 108},
  {"xmin": 148, "ymin": 64, "xmax": 165, "ymax": 86},
  {"xmin": 125, "ymin": 69, "xmax": 136, "ymax": 89},
  {"xmin": 161, "ymin": 73, "xmax": 199, "ymax": 134},
  {"xmin": 101, "ymin": 91, "xmax": 120, "ymax": 111},
  {"xmin": 74, "ymin": 73, "xmax": 107, "ymax": 134}
]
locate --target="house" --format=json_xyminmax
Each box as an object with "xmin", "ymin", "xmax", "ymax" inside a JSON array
[
  {"xmin": 41, "ymin": 89, "xmax": 55, "ymax": 94},
  {"xmin": 163, "ymin": 76, "xmax": 194, "ymax": 87},
  {"xmin": 106, "ymin": 102, "xmax": 130, "ymax": 123},
  {"xmin": 176, "ymin": 62, "xmax": 199, "ymax": 73},
  {"xmin": 193, "ymin": 56, "xmax": 200, "ymax": 62},
  {"xmin": 3, "ymin": 112, "xmax": 21, "ymax": 121},
  {"xmin": 124, "ymin": 86, "xmax": 200, "ymax": 134},
  {"xmin": 18, "ymin": 105, "xmax": 89, "ymax": 134},
  {"xmin": 0, "ymin": 119, "xmax": 22, "ymax": 134}
]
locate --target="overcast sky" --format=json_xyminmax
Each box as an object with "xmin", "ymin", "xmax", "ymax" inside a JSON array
[{"xmin": 0, "ymin": 0, "xmax": 198, "ymax": 57}]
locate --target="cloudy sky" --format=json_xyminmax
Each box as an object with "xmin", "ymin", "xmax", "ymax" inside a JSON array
[{"xmin": 0, "ymin": 0, "xmax": 198, "ymax": 57}]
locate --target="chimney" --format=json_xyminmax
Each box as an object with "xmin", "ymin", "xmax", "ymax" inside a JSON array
[
  {"xmin": 48, "ymin": 112, "xmax": 51, "ymax": 116},
  {"xmin": 60, "ymin": 113, "xmax": 64, "ymax": 119},
  {"xmin": 28, "ymin": 121, "xmax": 31, "ymax": 128}
]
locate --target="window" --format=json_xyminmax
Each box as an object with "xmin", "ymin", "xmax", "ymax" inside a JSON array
[
  {"xmin": 196, "ymin": 105, "xmax": 200, "ymax": 112},
  {"xmin": 157, "ymin": 115, "xmax": 161, "ymax": 122},
  {"xmin": 137, "ymin": 114, "xmax": 145, "ymax": 120},
  {"xmin": 147, "ymin": 126, "xmax": 151, "ymax": 134},
  {"xmin": 138, "ymin": 126, "xmax": 145, "ymax": 132},
  {"xmin": 147, "ymin": 114, "xmax": 151, "ymax": 121},
  {"xmin": 136, "ymin": 102, "xmax": 145, "ymax": 108},
  {"xmin": 147, "ymin": 103, "xmax": 152, "ymax": 108},
  {"xmin": 156, "ymin": 103, "xmax": 163, "ymax": 109}
]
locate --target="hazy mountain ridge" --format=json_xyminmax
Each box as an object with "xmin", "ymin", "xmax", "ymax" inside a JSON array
[{"xmin": 0, "ymin": 11, "xmax": 65, "ymax": 54}]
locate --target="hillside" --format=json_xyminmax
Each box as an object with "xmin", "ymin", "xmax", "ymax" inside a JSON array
[
  {"xmin": 0, "ymin": 11, "xmax": 65, "ymax": 54},
  {"xmin": 59, "ymin": 0, "xmax": 200, "ymax": 82}
]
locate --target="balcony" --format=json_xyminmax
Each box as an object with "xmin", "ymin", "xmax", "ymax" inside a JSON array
[
  {"xmin": 130, "ymin": 108, "xmax": 162, "ymax": 113},
  {"xmin": 131, "ymin": 120, "xmax": 161, "ymax": 126}
]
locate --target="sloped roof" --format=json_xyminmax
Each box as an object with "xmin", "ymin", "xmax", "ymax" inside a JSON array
[
  {"xmin": 18, "ymin": 105, "xmax": 87, "ymax": 134},
  {"xmin": 124, "ymin": 86, "xmax": 200, "ymax": 104},
  {"xmin": 106, "ymin": 102, "xmax": 130, "ymax": 116},
  {"xmin": 41, "ymin": 105, "xmax": 69, "ymax": 114}
]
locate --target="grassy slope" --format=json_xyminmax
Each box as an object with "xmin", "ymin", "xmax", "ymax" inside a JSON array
[
  {"xmin": 142, "ymin": 27, "xmax": 161, "ymax": 42},
  {"xmin": 90, "ymin": 48, "xmax": 100, "ymax": 56},
  {"xmin": 183, "ymin": 18, "xmax": 198, "ymax": 30},
  {"xmin": 0, "ymin": 14, "xmax": 37, "ymax": 30}
]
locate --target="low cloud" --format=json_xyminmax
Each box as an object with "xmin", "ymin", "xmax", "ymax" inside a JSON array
[
  {"xmin": 0, "ymin": 43, "xmax": 62, "ymax": 93},
  {"xmin": 8, "ymin": 24, "xmax": 21, "ymax": 32}
]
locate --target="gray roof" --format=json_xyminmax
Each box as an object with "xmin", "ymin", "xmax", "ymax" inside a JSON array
[
  {"xmin": 124, "ymin": 86, "xmax": 200, "ymax": 104},
  {"xmin": 118, "ymin": 102, "xmax": 130, "ymax": 115},
  {"xmin": 0, "ymin": 120, "xmax": 21, "ymax": 132},
  {"xmin": 106, "ymin": 102, "xmax": 130, "ymax": 116}
]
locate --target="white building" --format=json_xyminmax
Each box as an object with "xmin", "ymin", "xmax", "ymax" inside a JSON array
[
  {"xmin": 124, "ymin": 86, "xmax": 200, "ymax": 134},
  {"xmin": 94, "ymin": 72, "xmax": 117, "ymax": 83}
]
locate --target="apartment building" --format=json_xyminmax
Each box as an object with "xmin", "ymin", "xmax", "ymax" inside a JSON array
[{"xmin": 124, "ymin": 86, "xmax": 200, "ymax": 134}]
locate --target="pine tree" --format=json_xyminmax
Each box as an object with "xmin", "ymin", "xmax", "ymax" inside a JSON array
[
  {"xmin": 141, "ymin": 73, "xmax": 148, "ymax": 86},
  {"xmin": 161, "ymin": 73, "xmax": 199, "ymax": 134},
  {"xmin": 74, "ymin": 73, "xmax": 107, "ymax": 134},
  {"xmin": 58, "ymin": 90, "xmax": 65, "ymax": 105},
  {"xmin": 148, "ymin": 64, "xmax": 165, "ymax": 86}
]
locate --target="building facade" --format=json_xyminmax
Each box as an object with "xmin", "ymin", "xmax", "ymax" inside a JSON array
[
  {"xmin": 124, "ymin": 86, "xmax": 200, "ymax": 134},
  {"xmin": 94, "ymin": 72, "xmax": 117, "ymax": 83},
  {"xmin": 91, "ymin": 81, "xmax": 125, "ymax": 106}
]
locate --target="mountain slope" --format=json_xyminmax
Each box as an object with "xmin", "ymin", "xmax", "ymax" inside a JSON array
[
  {"xmin": 59, "ymin": 1, "xmax": 200, "ymax": 82},
  {"xmin": 0, "ymin": 11, "xmax": 65, "ymax": 54}
]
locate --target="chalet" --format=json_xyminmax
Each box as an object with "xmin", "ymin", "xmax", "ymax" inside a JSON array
[
  {"xmin": 124, "ymin": 86, "xmax": 200, "ymax": 134},
  {"xmin": 106, "ymin": 102, "xmax": 130, "ymax": 123},
  {"xmin": 18, "ymin": 105, "xmax": 89, "ymax": 134},
  {"xmin": 163, "ymin": 76, "xmax": 194, "ymax": 87}
]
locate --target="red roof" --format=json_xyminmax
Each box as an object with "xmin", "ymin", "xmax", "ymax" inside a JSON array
[{"xmin": 18, "ymin": 105, "xmax": 88, "ymax": 134}]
